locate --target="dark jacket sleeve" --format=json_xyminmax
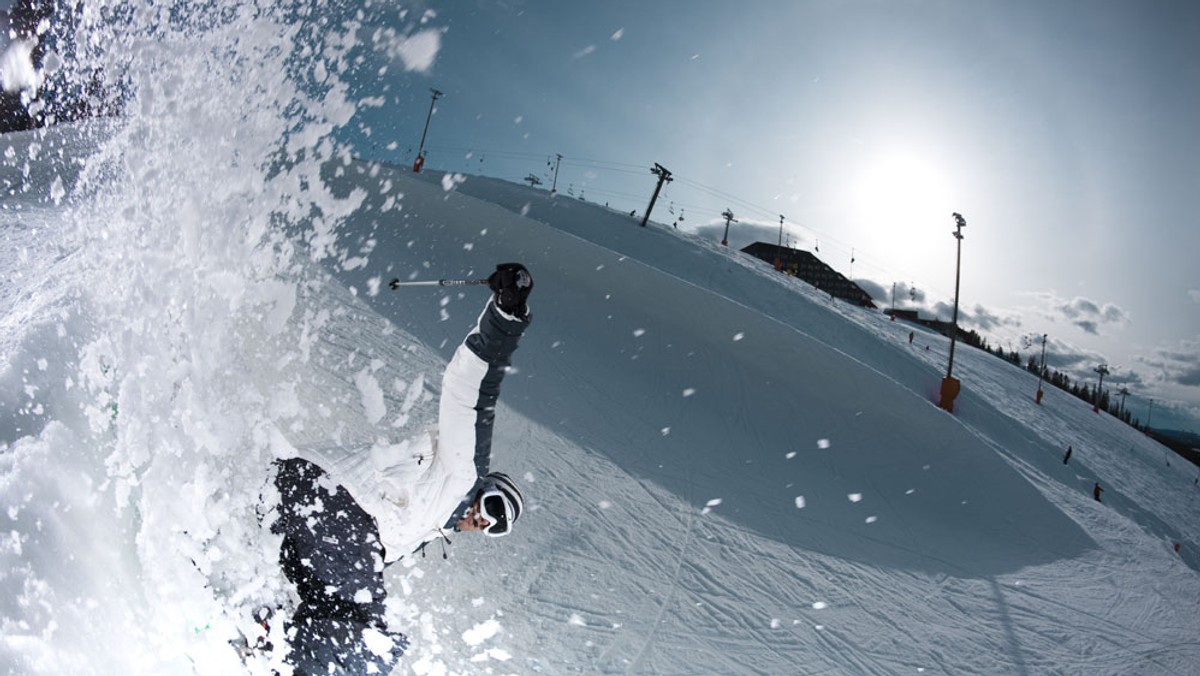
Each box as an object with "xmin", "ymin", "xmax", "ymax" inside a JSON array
[{"xmin": 462, "ymin": 300, "xmax": 530, "ymax": 477}]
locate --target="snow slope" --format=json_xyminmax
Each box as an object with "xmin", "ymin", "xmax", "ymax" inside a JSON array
[
  {"xmin": 2, "ymin": 4, "xmax": 1199, "ymax": 673},
  {"xmin": 5, "ymin": 119, "xmax": 1198, "ymax": 674}
]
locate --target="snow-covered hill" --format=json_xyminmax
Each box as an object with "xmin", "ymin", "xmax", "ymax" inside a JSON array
[{"xmin": 3, "ymin": 118, "xmax": 1199, "ymax": 675}]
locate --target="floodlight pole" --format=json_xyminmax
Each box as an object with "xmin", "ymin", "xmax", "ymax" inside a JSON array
[
  {"xmin": 550, "ymin": 153, "xmax": 563, "ymax": 194},
  {"xmin": 721, "ymin": 209, "xmax": 737, "ymax": 246},
  {"xmin": 939, "ymin": 213, "xmax": 967, "ymax": 413},
  {"xmin": 413, "ymin": 88, "xmax": 443, "ymax": 173},
  {"xmin": 1036, "ymin": 333, "xmax": 1048, "ymax": 404},
  {"xmin": 1093, "ymin": 364, "xmax": 1109, "ymax": 413},
  {"xmin": 1118, "ymin": 387, "xmax": 1130, "ymax": 419},
  {"xmin": 641, "ymin": 163, "xmax": 673, "ymax": 227},
  {"xmin": 775, "ymin": 214, "xmax": 785, "ymax": 270}
]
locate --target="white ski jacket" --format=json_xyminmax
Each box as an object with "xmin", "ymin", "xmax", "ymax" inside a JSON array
[{"xmin": 296, "ymin": 300, "xmax": 529, "ymax": 562}]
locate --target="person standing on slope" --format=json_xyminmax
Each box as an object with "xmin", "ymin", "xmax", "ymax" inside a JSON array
[{"xmin": 270, "ymin": 263, "xmax": 534, "ymax": 674}]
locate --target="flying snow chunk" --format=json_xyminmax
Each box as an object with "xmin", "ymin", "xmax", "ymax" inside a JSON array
[
  {"xmin": 770, "ymin": 618, "xmax": 782, "ymax": 629},
  {"xmin": 362, "ymin": 627, "xmax": 396, "ymax": 657},
  {"xmin": 388, "ymin": 28, "xmax": 443, "ymax": 73},
  {"xmin": 611, "ymin": 28, "xmax": 624, "ymax": 41},
  {"xmin": 0, "ymin": 40, "xmax": 38, "ymax": 92},
  {"xmin": 441, "ymin": 173, "xmax": 466, "ymax": 191},
  {"xmin": 794, "ymin": 496, "xmax": 806, "ymax": 509},
  {"xmin": 462, "ymin": 619, "xmax": 501, "ymax": 646},
  {"xmin": 848, "ymin": 493, "xmax": 863, "ymax": 503},
  {"xmin": 786, "ymin": 451, "xmax": 797, "ymax": 459},
  {"xmin": 355, "ymin": 369, "xmax": 387, "ymax": 425},
  {"xmin": 865, "ymin": 516, "xmax": 877, "ymax": 524},
  {"xmin": 660, "ymin": 427, "xmax": 671, "ymax": 436},
  {"xmin": 817, "ymin": 438, "xmax": 831, "ymax": 449},
  {"xmin": 701, "ymin": 497, "xmax": 722, "ymax": 515},
  {"xmin": 812, "ymin": 601, "xmax": 828, "ymax": 610},
  {"xmin": 598, "ymin": 500, "xmax": 612, "ymax": 510},
  {"xmin": 633, "ymin": 328, "xmax": 646, "ymax": 337},
  {"xmin": 682, "ymin": 388, "xmax": 695, "ymax": 397},
  {"xmin": 732, "ymin": 332, "xmax": 745, "ymax": 341}
]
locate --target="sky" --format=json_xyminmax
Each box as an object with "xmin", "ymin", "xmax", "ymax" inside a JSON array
[{"xmin": 334, "ymin": 0, "xmax": 1200, "ymax": 432}]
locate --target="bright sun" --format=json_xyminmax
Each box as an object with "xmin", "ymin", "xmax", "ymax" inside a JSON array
[{"xmin": 848, "ymin": 149, "xmax": 956, "ymax": 268}]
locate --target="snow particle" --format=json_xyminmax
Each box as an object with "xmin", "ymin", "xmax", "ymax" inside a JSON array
[
  {"xmin": 611, "ymin": 28, "xmax": 624, "ymax": 41},
  {"xmin": 817, "ymin": 438, "xmax": 831, "ymax": 449},
  {"xmin": 794, "ymin": 496, "xmax": 806, "ymax": 509},
  {"xmin": 786, "ymin": 451, "xmax": 797, "ymax": 459},
  {"xmin": 732, "ymin": 332, "xmax": 745, "ymax": 341},
  {"xmin": 462, "ymin": 619, "xmax": 501, "ymax": 646},
  {"xmin": 701, "ymin": 497, "xmax": 722, "ymax": 515},
  {"xmin": 770, "ymin": 618, "xmax": 781, "ymax": 629},
  {"xmin": 812, "ymin": 601, "xmax": 828, "ymax": 610},
  {"xmin": 682, "ymin": 388, "xmax": 695, "ymax": 397},
  {"xmin": 865, "ymin": 516, "xmax": 877, "ymax": 524},
  {"xmin": 598, "ymin": 500, "xmax": 612, "ymax": 510},
  {"xmin": 633, "ymin": 328, "xmax": 646, "ymax": 337},
  {"xmin": 568, "ymin": 613, "xmax": 587, "ymax": 626},
  {"xmin": 848, "ymin": 493, "xmax": 862, "ymax": 503},
  {"xmin": 660, "ymin": 427, "xmax": 671, "ymax": 436}
]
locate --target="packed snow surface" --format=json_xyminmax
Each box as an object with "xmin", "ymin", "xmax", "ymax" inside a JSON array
[{"xmin": 2, "ymin": 3, "xmax": 1199, "ymax": 675}]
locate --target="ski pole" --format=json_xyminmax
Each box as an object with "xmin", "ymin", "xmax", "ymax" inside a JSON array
[{"xmin": 388, "ymin": 277, "xmax": 489, "ymax": 290}]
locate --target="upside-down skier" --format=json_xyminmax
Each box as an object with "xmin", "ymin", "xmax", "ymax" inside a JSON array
[{"xmin": 270, "ymin": 262, "xmax": 534, "ymax": 674}]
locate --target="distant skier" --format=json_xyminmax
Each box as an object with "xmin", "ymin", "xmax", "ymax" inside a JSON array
[
  {"xmin": 271, "ymin": 263, "xmax": 534, "ymax": 674},
  {"xmin": 908, "ymin": 331, "xmax": 914, "ymax": 344},
  {"xmin": 1062, "ymin": 445, "xmax": 1072, "ymax": 465},
  {"xmin": 1093, "ymin": 482, "xmax": 1103, "ymax": 502}
]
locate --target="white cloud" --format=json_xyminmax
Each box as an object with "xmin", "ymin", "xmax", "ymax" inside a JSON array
[
  {"xmin": 1032, "ymin": 292, "xmax": 1130, "ymax": 336},
  {"xmin": 1189, "ymin": 289, "xmax": 1200, "ymax": 304}
]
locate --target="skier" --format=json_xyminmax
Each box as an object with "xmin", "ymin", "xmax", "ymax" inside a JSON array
[
  {"xmin": 1062, "ymin": 445, "xmax": 1072, "ymax": 465},
  {"xmin": 1093, "ymin": 482, "xmax": 1103, "ymax": 502},
  {"xmin": 271, "ymin": 262, "xmax": 534, "ymax": 674}
]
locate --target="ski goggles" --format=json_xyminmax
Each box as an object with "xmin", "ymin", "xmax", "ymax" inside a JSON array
[{"xmin": 477, "ymin": 489, "xmax": 512, "ymax": 537}]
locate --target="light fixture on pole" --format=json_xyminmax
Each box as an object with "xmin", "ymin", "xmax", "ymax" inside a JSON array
[
  {"xmin": 1093, "ymin": 364, "xmax": 1109, "ymax": 413},
  {"xmin": 412, "ymin": 88, "xmax": 443, "ymax": 173},
  {"xmin": 550, "ymin": 153, "xmax": 563, "ymax": 194},
  {"xmin": 939, "ymin": 212, "xmax": 967, "ymax": 413},
  {"xmin": 720, "ymin": 209, "xmax": 738, "ymax": 246},
  {"xmin": 1036, "ymin": 333, "xmax": 1048, "ymax": 404},
  {"xmin": 640, "ymin": 163, "xmax": 673, "ymax": 227},
  {"xmin": 775, "ymin": 214, "xmax": 785, "ymax": 270}
]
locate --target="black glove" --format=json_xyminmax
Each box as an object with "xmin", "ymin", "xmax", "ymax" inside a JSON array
[{"xmin": 487, "ymin": 263, "xmax": 533, "ymax": 317}]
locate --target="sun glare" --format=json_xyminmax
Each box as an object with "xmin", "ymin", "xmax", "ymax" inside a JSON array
[{"xmin": 848, "ymin": 149, "xmax": 955, "ymax": 271}]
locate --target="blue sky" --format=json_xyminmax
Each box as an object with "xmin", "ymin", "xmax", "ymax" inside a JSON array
[
  {"xmin": 341, "ymin": 1, "xmax": 1200, "ymax": 431},
  {"xmin": 7, "ymin": 0, "xmax": 1196, "ymax": 430}
]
